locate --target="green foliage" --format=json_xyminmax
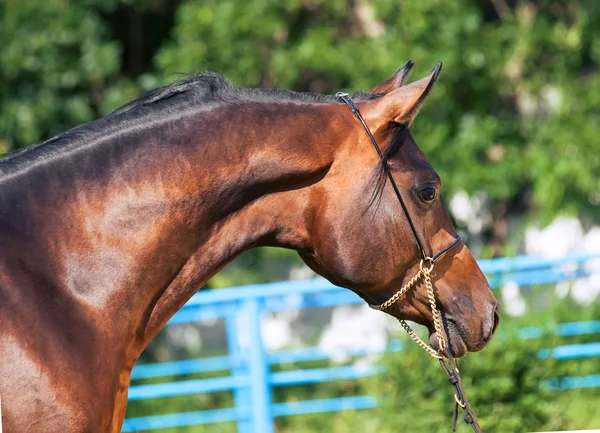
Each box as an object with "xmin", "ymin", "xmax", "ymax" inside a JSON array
[
  {"xmin": 372, "ymin": 332, "xmax": 560, "ymax": 432},
  {"xmin": 0, "ymin": 0, "xmax": 121, "ymax": 147}
]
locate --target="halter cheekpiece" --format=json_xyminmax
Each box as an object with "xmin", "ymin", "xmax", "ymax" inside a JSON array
[{"xmin": 336, "ymin": 92, "xmax": 482, "ymax": 433}]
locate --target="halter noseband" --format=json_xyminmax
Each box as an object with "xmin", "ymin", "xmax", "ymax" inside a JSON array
[{"xmin": 336, "ymin": 92, "xmax": 482, "ymax": 433}]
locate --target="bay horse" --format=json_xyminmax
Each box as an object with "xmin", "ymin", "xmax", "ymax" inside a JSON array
[{"xmin": 0, "ymin": 62, "xmax": 498, "ymax": 432}]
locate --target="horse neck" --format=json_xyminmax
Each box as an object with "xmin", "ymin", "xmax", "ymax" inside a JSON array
[
  {"xmin": 9, "ymin": 101, "xmax": 347, "ymax": 363},
  {"xmin": 133, "ymin": 102, "xmax": 344, "ymax": 346}
]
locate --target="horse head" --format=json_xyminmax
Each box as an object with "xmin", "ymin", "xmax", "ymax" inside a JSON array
[{"xmin": 299, "ymin": 62, "xmax": 499, "ymax": 357}]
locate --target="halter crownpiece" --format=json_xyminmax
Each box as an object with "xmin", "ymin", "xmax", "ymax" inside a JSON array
[{"xmin": 336, "ymin": 92, "xmax": 482, "ymax": 433}]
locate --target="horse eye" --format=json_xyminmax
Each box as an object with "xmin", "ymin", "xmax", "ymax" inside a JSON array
[{"xmin": 419, "ymin": 187, "xmax": 437, "ymax": 202}]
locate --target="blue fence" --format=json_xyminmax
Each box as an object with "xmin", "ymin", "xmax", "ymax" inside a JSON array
[{"xmin": 123, "ymin": 253, "xmax": 600, "ymax": 432}]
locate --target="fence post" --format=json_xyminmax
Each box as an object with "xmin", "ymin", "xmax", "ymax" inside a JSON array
[
  {"xmin": 225, "ymin": 309, "xmax": 252, "ymax": 433},
  {"xmin": 243, "ymin": 297, "xmax": 273, "ymax": 433}
]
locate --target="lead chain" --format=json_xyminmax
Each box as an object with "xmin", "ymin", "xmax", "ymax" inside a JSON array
[
  {"xmin": 369, "ymin": 259, "xmax": 447, "ymax": 359},
  {"xmin": 425, "ymin": 262, "xmax": 447, "ymax": 354},
  {"xmin": 369, "ymin": 268, "xmax": 424, "ymax": 312}
]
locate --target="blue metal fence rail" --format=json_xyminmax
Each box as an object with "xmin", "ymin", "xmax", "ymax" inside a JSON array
[{"xmin": 123, "ymin": 253, "xmax": 600, "ymax": 432}]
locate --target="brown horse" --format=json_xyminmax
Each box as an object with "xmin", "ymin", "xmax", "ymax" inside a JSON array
[{"xmin": 0, "ymin": 62, "xmax": 498, "ymax": 432}]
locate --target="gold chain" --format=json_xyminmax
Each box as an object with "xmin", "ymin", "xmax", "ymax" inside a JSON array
[
  {"xmin": 369, "ymin": 258, "xmax": 446, "ymax": 359},
  {"xmin": 369, "ymin": 268, "xmax": 425, "ymax": 312}
]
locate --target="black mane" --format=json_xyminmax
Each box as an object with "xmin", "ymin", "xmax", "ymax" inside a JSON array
[
  {"xmin": 112, "ymin": 72, "xmax": 381, "ymax": 114},
  {"xmin": 0, "ymin": 72, "xmax": 383, "ymax": 177}
]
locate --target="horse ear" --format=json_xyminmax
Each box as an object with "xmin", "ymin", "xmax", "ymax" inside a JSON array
[
  {"xmin": 363, "ymin": 62, "xmax": 442, "ymax": 131},
  {"xmin": 370, "ymin": 60, "xmax": 414, "ymax": 94}
]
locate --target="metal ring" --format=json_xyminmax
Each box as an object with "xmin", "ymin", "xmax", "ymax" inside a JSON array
[
  {"xmin": 454, "ymin": 394, "xmax": 466, "ymax": 408},
  {"xmin": 420, "ymin": 257, "xmax": 434, "ymax": 273}
]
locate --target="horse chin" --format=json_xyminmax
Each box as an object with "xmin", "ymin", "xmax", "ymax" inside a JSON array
[{"xmin": 429, "ymin": 323, "xmax": 467, "ymax": 358}]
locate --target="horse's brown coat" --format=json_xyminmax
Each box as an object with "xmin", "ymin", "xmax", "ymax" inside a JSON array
[{"xmin": 0, "ymin": 64, "xmax": 498, "ymax": 432}]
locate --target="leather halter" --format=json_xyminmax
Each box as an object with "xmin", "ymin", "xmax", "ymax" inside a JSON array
[{"xmin": 336, "ymin": 92, "xmax": 482, "ymax": 433}]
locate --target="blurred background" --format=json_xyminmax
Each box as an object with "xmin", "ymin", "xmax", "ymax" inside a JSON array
[{"xmin": 1, "ymin": 0, "xmax": 599, "ymax": 431}]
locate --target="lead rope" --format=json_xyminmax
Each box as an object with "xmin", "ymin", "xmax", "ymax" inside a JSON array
[{"xmin": 336, "ymin": 92, "xmax": 482, "ymax": 432}]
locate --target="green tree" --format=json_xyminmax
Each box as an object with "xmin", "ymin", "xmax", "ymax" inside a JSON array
[{"xmin": 0, "ymin": 0, "xmax": 121, "ymax": 149}]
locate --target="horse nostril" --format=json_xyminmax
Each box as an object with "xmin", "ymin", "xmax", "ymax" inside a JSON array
[
  {"xmin": 491, "ymin": 303, "xmax": 500, "ymax": 335},
  {"xmin": 482, "ymin": 302, "xmax": 500, "ymax": 343}
]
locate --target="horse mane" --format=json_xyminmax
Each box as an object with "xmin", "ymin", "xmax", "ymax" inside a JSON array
[
  {"xmin": 0, "ymin": 72, "xmax": 383, "ymax": 177},
  {"xmin": 110, "ymin": 73, "xmax": 239, "ymax": 115},
  {"xmin": 111, "ymin": 72, "xmax": 382, "ymax": 114}
]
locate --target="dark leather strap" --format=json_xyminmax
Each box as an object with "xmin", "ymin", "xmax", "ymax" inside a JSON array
[
  {"xmin": 336, "ymin": 92, "xmax": 426, "ymax": 260},
  {"xmin": 439, "ymin": 357, "xmax": 482, "ymax": 432}
]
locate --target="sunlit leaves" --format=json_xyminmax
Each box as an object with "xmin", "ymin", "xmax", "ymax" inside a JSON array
[{"xmin": 0, "ymin": 0, "xmax": 120, "ymax": 147}]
